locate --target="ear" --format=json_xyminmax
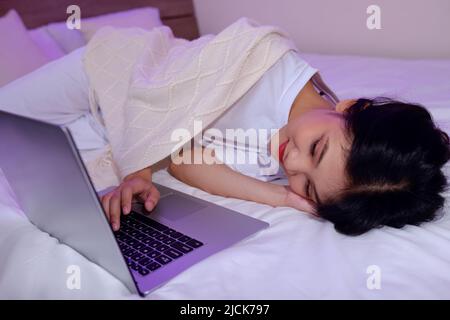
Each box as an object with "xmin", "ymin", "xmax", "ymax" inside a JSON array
[{"xmin": 335, "ymin": 99, "xmax": 357, "ymax": 113}]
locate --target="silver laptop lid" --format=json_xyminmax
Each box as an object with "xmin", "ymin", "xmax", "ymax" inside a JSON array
[{"xmin": 0, "ymin": 110, "xmax": 138, "ymax": 295}]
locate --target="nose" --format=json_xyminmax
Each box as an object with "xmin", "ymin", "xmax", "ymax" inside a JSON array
[{"xmin": 285, "ymin": 146, "xmax": 314, "ymax": 175}]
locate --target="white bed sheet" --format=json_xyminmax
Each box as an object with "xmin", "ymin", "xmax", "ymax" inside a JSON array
[{"xmin": 1, "ymin": 52, "xmax": 449, "ymax": 299}]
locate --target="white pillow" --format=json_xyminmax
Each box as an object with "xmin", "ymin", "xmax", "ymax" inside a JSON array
[
  {"xmin": 0, "ymin": 10, "xmax": 50, "ymax": 87},
  {"xmin": 28, "ymin": 26, "xmax": 65, "ymax": 60},
  {"xmin": 80, "ymin": 7, "xmax": 163, "ymax": 42},
  {"xmin": 44, "ymin": 7, "xmax": 163, "ymax": 53}
]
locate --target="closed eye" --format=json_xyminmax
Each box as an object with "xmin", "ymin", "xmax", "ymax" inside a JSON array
[
  {"xmin": 305, "ymin": 141, "xmax": 317, "ymax": 198},
  {"xmin": 310, "ymin": 138, "xmax": 320, "ymax": 158},
  {"xmin": 305, "ymin": 134, "xmax": 324, "ymax": 199},
  {"xmin": 305, "ymin": 180, "xmax": 311, "ymax": 199}
]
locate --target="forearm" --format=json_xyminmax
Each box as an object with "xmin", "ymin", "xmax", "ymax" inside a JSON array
[{"xmin": 169, "ymin": 158, "xmax": 287, "ymax": 207}]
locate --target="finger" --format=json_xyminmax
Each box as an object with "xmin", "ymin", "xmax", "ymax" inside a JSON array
[
  {"xmin": 297, "ymin": 198, "xmax": 315, "ymax": 214},
  {"xmin": 301, "ymin": 199, "xmax": 317, "ymax": 216},
  {"xmin": 121, "ymin": 186, "xmax": 133, "ymax": 215},
  {"xmin": 306, "ymin": 202, "xmax": 318, "ymax": 216},
  {"xmin": 110, "ymin": 192, "xmax": 122, "ymax": 231},
  {"xmin": 309, "ymin": 202, "xmax": 319, "ymax": 217},
  {"xmin": 288, "ymin": 191, "xmax": 317, "ymax": 214},
  {"xmin": 101, "ymin": 192, "xmax": 113, "ymax": 220},
  {"xmin": 145, "ymin": 185, "xmax": 160, "ymax": 212}
]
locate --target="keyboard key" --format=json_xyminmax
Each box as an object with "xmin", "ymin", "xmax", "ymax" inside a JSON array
[
  {"xmin": 115, "ymin": 232, "xmax": 125, "ymax": 241},
  {"xmin": 149, "ymin": 241, "xmax": 162, "ymax": 249},
  {"xmin": 164, "ymin": 248, "xmax": 183, "ymax": 259},
  {"xmin": 121, "ymin": 226, "xmax": 133, "ymax": 234},
  {"xmin": 163, "ymin": 228, "xmax": 177, "ymax": 236},
  {"xmin": 135, "ymin": 224, "xmax": 146, "ymax": 231},
  {"xmin": 155, "ymin": 244, "xmax": 170, "ymax": 252},
  {"xmin": 128, "ymin": 219, "xmax": 139, "ymax": 227},
  {"xmin": 125, "ymin": 239, "xmax": 138, "ymax": 247},
  {"xmin": 148, "ymin": 230, "xmax": 161, "ymax": 238},
  {"xmin": 155, "ymin": 255, "xmax": 172, "ymax": 265},
  {"xmin": 170, "ymin": 241, "xmax": 193, "ymax": 253},
  {"xmin": 178, "ymin": 235, "xmax": 192, "ymax": 242},
  {"xmin": 118, "ymin": 241, "xmax": 128, "ymax": 250},
  {"xmin": 186, "ymin": 239, "xmax": 204, "ymax": 248},
  {"xmin": 129, "ymin": 230, "xmax": 140, "ymax": 237},
  {"xmin": 131, "ymin": 252, "xmax": 144, "ymax": 261},
  {"xmin": 121, "ymin": 234, "xmax": 133, "ymax": 243},
  {"xmin": 170, "ymin": 232, "xmax": 184, "ymax": 239},
  {"xmin": 146, "ymin": 220, "xmax": 169, "ymax": 232},
  {"xmin": 142, "ymin": 237, "xmax": 154, "ymax": 245},
  {"xmin": 137, "ymin": 266, "xmax": 150, "ymax": 276},
  {"xmin": 155, "ymin": 234, "xmax": 169, "ymax": 242},
  {"xmin": 139, "ymin": 247, "xmax": 152, "ymax": 255},
  {"xmin": 139, "ymin": 257, "xmax": 150, "ymax": 267},
  {"xmin": 130, "ymin": 262, "xmax": 139, "ymax": 271},
  {"xmin": 116, "ymin": 232, "xmax": 125, "ymax": 239},
  {"xmin": 119, "ymin": 245, "xmax": 130, "ymax": 252},
  {"xmin": 146, "ymin": 261, "xmax": 162, "ymax": 271},
  {"xmin": 142, "ymin": 227, "xmax": 156, "ymax": 235},
  {"xmin": 134, "ymin": 214, "xmax": 169, "ymax": 231},
  {"xmin": 162, "ymin": 238, "xmax": 177, "ymax": 245},
  {"xmin": 147, "ymin": 250, "xmax": 161, "ymax": 259},
  {"xmin": 132, "ymin": 215, "xmax": 168, "ymax": 232},
  {"xmin": 123, "ymin": 248, "xmax": 136, "ymax": 257},
  {"xmin": 135, "ymin": 232, "xmax": 147, "ymax": 241}
]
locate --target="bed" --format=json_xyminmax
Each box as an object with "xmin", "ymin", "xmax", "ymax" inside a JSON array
[{"xmin": 1, "ymin": 1, "xmax": 450, "ymax": 299}]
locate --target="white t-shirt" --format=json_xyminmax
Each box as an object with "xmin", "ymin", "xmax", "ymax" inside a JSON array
[{"xmin": 198, "ymin": 50, "xmax": 339, "ymax": 182}]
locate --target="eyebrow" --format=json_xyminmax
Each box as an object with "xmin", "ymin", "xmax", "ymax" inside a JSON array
[{"xmin": 312, "ymin": 136, "xmax": 329, "ymax": 204}]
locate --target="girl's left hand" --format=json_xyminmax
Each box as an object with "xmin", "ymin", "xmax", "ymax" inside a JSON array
[
  {"xmin": 283, "ymin": 185, "xmax": 318, "ymax": 216},
  {"xmin": 101, "ymin": 177, "xmax": 160, "ymax": 231}
]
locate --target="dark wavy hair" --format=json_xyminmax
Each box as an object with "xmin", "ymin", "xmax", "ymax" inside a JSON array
[{"xmin": 317, "ymin": 97, "xmax": 450, "ymax": 236}]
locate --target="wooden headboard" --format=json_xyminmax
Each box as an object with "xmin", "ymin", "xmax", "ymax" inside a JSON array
[{"xmin": 0, "ymin": 0, "xmax": 199, "ymax": 40}]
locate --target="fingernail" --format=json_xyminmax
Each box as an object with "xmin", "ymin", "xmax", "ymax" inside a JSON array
[
  {"xmin": 113, "ymin": 223, "xmax": 119, "ymax": 231},
  {"xmin": 123, "ymin": 206, "xmax": 129, "ymax": 214},
  {"xmin": 146, "ymin": 201, "xmax": 154, "ymax": 211}
]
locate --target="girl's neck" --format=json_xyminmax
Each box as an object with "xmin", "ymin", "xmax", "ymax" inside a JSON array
[{"xmin": 288, "ymin": 79, "xmax": 334, "ymax": 121}]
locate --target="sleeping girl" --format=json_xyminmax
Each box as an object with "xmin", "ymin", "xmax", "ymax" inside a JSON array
[
  {"xmin": 167, "ymin": 50, "xmax": 450, "ymax": 235},
  {"xmin": 0, "ymin": 34, "xmax": 448, "ymax": 237}
]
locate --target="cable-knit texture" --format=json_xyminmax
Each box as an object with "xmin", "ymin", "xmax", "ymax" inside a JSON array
[{"xmin": 82, "ymin": 17, "xmax": 296, "ymax": 189}]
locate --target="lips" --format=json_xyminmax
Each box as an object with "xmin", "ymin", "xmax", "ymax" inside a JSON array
[{"xmin": 278, "ymin": 139, "xmax": 289, "ymax": 164}]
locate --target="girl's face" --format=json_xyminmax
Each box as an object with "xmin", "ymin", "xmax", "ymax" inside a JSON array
[{"xmin": 280, "ymin": 106, "xmax": 353, "ymax": 204}]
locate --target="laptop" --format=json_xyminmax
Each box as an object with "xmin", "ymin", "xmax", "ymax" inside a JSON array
[{"xmin": 0, "ymin": 110, "xmax": 269, "ymax": 296}]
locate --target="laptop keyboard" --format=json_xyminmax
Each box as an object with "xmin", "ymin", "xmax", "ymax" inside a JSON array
[{"xmin": 114, "ymin": 212, "xmax": 204, "ymax": 276}]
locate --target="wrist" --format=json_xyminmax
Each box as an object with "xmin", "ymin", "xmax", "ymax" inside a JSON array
[{"xmin": 123, "ymin": 166, "xmax": 152, "ymax": 182}]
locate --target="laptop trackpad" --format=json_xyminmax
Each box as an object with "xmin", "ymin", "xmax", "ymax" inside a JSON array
[{"xmin": 146, "ymin": 194, "xmax": 207, "ymax": 221}]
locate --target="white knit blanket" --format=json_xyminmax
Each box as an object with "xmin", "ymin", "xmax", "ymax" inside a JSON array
[{"xmin": 82, "ymin": 17, "xmax": 296, "ymax": 189}]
